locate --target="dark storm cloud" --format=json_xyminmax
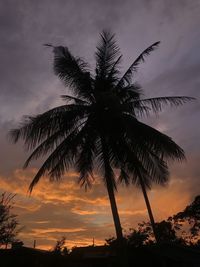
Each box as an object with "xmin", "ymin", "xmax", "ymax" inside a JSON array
[{"xmin": 0, "ymin": 0, "xmax": 200, "ymax": 248}]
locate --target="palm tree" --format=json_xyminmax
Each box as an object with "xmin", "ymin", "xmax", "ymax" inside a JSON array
[{"xmin": 10, "ymin": 31, "xmax": 193, "ymax": 244}]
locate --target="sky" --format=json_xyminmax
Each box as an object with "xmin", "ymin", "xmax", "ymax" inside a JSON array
[{"xmin": 0, "ymin": 0, "xmax": 200, "ymax": 250}]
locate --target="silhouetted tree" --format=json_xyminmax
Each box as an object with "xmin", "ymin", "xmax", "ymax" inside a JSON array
[
  {"xmin": 172, "ymin": 195, "xmax": 200, "ymax": 244},
  {"xmin": 106, "ymin": 220, "xmax": 183, "ymax": 248},
  {"xmin": 126, "ymin": 228, "xmax": 149, "ymax": 247},
  {"xmin": 0, "ymin": 193, "xmax": 20, "ymax": 248},
  {"xmin": 136, "ymin": 220, "xmax": 179, "ymax": 244},
  {"xmin": 10, "ymin": 31, "xmax": 193, "ymax": 245},
  {"xmin": 107, "ymin": 196, "xmax": 200, "ymax": 249},
  {"xmin": 52, "ymin": 236, "xmax": 69, "ymax": 255}
]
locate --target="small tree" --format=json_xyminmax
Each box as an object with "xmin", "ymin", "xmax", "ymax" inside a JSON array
[
  {"xmin": 0, "ymin": 192, "xmax": 20, "ymax": 248},
  {"xmin": 52, "ymin": 236, "xmax": 69, "ymax": 255}
]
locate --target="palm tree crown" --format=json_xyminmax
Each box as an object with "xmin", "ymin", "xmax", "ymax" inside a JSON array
[{"xmin": 10, "ymin": 31, "xmax": 193, "ymax": 242}]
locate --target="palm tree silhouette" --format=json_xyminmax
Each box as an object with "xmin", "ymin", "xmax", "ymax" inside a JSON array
[{"xmin": 10, "ymin": 31, "xmax": 193, "ymax": 243}]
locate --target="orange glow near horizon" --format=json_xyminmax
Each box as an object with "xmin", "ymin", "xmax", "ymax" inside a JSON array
[{"xmin": 0, "ymin": 167, "xmax": 195, "ymax": 249}]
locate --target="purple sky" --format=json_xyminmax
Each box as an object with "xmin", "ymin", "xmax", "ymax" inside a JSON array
[{"xmin": 0, "ymin": 0, "xmax": 199, "ymax": 249}]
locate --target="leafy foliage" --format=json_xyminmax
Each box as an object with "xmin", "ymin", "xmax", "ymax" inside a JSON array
[
  {"xmin": 0, "ymin": 193, "xmax": 21, "ymax": 247},
  {"xmin": 106, "ymin": 196, "xmax": 200, "ymax": 247},
  {"xmin": 106, "ymin": 219, "xmax": 184, "ymax": 248},
  {"xmin": 172, "ymin": 195, "xmax": 200, "ymax": 244}
]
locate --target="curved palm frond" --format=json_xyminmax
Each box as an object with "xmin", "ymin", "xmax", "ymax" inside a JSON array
[
  {"xmin": 109, "ymin": 136, "xmax": 169, "ymax": 188},
  {"xmin": 23, "ymin": 129, "xmax": 66, "ymax": 169},
  {"xmin": 122, "ymin": 96, "xmax": 195, "ymax": 118},
  {"xmin": 132, "ymin": 143, "xmax": 169, "ymax": 186},
  {"xmin": 53, "ymin": 46, "xmax": 93, "ymax": 101},
  {"xmin": 133, "ymin": 96, "xmax": 195, "ymax": 114},
  {"xmin": 47, "ymin": 115, "xmax": 96, "ymax": 181},
  {"xmin": 9, "ymin": 104, "xmax": 89, "ymax": 150},
  {"xmin": 123, "ymin": 114, "xmax": 185, "ymax": 162},
  {"xmin": 76, "ymin": 130, "xmax": 98, "ymax": 190},
  {"xmin": 117, "ymin": 41, "xmax": 160, "ymax": 87},
  {"xmin": 28, "ymin": 129, "xmax": 78, "ymax": 192},
  {"xmin": 29, "ymin": 119, "xmax": 92, "ymax": 192},
  {"xmin": 23, "ymin": 117, "xmax": 87, "ymax": 169}
]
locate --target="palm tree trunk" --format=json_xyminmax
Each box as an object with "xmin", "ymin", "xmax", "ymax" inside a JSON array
[
  {"xmin": 105, "ymin": 181, "xmax": 129, "ymax": 267},
  {"xmin": 101, "ymin": 137, "xmax": 123, "ymax": 241},
  {"xmin": 101, "ymin": 138, "xmax": 129, "ymax": 267},
  {"xmin": 105, "ymin": 174, "xmax": 123, "ymax": 241},
  {"xmin": 139, "ymin": 175, "xmax": 159, "ymax": 243}
]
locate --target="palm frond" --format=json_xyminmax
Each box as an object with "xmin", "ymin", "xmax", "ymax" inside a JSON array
[
  {"xmin": 9, "ymin": 104, "xmax": 89, "ymax": 150},
  {"xmin": 108, "ymin": 136, "xmax": 146, "ymax": 185},
  {"xmin": 124, "ymin": 102, "xmax": 151, "ymax": 118},
  {"xmin": 28, "ymin": 128, "xmax": 79, "ymax": 192},
  {"xmin": 123, "ymin": 114, "xmax": 185, "ymax": 162},
  {"xmin": 118, "ymin": 168, "xmax": 130, "ymax": 186},
  {"xmin": 95, "ymin": 30, "xmax": 121, "ymax": 79},
  {"xmin": 107, "ymin": 55, "xmax": 122, "ymax": 85},
  {"xmin": 23, "ymin": 129, "xmax": 66, "ymax": 168},
  {"xmin": 53, "ymin": 46, "xmax": 93, "ymax": 101},
  {"xmin": 110, "ymin": 136, "xmax": 168, "ymax": 188},
  {"xmin": 118, "ymin": 141, "xmax": 151, "ymax": 188},
  {"xmin": 136, "ymin": 146, "xmax": 169, "ymax": 186},
  {"xmin": 61, "ymin": 94, "xmax": 90, "ymax": 105},
  {"xmin": 76, "ymin": 130, "xmax": 98, "ymax": 190},
  {"xmin": 117, "ymin": 83, "xmax": 142, "ymax": 103},
  {"xmin": 123, "ymin": 96, "xmax": 195, "ymax": 118},
  {"xmin": 117, "ymin": 42, "xmax": 160, "ymax": 87},
  {"xmin": 47, "ymin": 117, "xmax": 95, "ymax": 182},
  {"xmin": 135, "ymin": 96, "xmax": 195, "ymax": 114},
  {"xmin": 29, "ymin": 119, "xmax": 93, "ymax": 192}
]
